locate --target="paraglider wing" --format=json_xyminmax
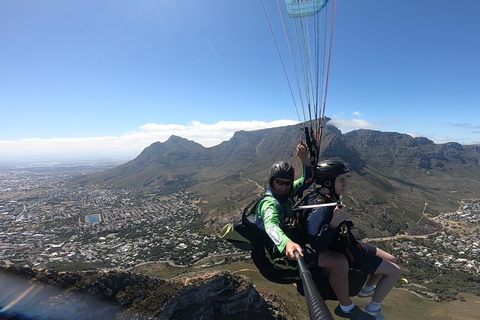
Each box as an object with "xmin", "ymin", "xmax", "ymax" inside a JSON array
[{"xmin": 285, "ymin": 0, "xmax": 329, "ymax": 18}]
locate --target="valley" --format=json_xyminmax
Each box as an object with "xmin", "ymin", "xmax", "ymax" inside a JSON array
[{"xmin": 0, "ymin": 163, "xmax": 478, "ymax": 305}]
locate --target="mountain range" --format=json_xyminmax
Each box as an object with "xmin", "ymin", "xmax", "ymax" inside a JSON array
[{"xmin": 73, "ymin": 122, "xmax": 480, "ymax": 238}]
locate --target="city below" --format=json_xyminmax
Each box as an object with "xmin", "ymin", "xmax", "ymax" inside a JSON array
[
  {"xmin": 0, "ymin": 161, "xmax": 479, "ymax": 300},
  {"xmin": 0, "ymin": 161, "xmax": 230, "ymax": 270}
]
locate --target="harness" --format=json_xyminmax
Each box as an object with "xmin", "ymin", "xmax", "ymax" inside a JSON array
[{"xmin": 301, "ymin": 188, "xmax": 360, "ymax": 263}]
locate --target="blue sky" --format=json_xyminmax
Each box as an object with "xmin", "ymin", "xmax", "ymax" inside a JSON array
[{"xmin": 1, "ymin": 0, "xmax": 479, "ymax": 161}]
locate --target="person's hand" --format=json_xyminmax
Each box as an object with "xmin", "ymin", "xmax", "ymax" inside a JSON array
[
  {"xmin": 285, "ymin": 241, "xmax": 303, "ymax": 260},
  {"xmin": 296, "ymin": 143, "xmax": 311, "ymax": 166},
  {"xmin": 330, "ymin": 205, "xmax": 347, "ymax": 228}
]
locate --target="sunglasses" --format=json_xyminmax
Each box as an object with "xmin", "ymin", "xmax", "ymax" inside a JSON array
[{"xmin": 275, "ymin": 179, "xmax": 293, "ymax": 186}]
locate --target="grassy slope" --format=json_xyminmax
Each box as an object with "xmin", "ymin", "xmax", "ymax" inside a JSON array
[{"xmin": 133, "ymin": 259, "xmax": 479, "ymax": 320}]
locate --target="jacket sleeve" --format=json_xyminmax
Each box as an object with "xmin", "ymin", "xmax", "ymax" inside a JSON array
[
  {"xmin": 307, "ymin": 206, "xmax": 337, "ymax": 252},
  {"xmin": 256, "ymin": 198, "xmax": 291, "ymax": 254},
  {"xmin": 294, "ymin": 164, "xmax": 314, "ymax": 196}
]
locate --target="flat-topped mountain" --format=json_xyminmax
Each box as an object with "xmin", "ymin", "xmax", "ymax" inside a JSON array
[{"xmin": 73, "ymin": 123, "xmax": 480, "ymax": 237}]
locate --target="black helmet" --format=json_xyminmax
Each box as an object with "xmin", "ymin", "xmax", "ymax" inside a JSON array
[
  {"xmin": 315, "ymin": 160, "xmax": 349, "ymax": 189},
  {"xmin": 268, "ymin": 161, "xmax": 294, "ymax": 202},
  {"xmin": 268, "ymin": 161, "xmax": 295, "ymax": 188}
]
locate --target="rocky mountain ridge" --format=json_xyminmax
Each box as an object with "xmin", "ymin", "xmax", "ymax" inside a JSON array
[
  {"xmin": 4, "ymin": 125, "xmax": 480, "ymax": 320},
  {"xmin": 0, "ymin": 265, "xmax": 285, "ymax": 320},
  {"xmin": 73, "ymin": 123, "xmax": 480, "ymax": 237}
]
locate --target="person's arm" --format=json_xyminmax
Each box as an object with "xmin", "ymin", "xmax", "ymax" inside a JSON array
[
  {"xmin": 257, "ymin": 198, "xmax": 292, "ymax": 254},
  {"xmin": 294, "ymin": 163, "xmax": 314, "ymax": 196},
  {"xmin": 293, "ymin": 142, "xmax": 314, "ymax": 195}
]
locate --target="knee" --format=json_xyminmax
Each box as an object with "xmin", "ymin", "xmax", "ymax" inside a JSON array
[
  {"xmin": 389, "ymin": 255, "xmax": 398, "ymax": 264},
  {"xmin": 382, "ymin": 252, "xmax": 398, "ymax": 264},
  {"xmin": 333, "ymin": 257, "xmax": 349, "ymax": 273},
  {"xmin": 392, "ymin": 263, "xmax": 402, "ymax": 279},
  {"xmin": 376, "ymin": 248, "xmax": 398, "ymax": 264}
]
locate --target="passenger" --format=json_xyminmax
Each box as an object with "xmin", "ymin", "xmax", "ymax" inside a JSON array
[
  {"xmin": 306, "ymin": 160, "xmax": 401, "ymax": 320},
  {"xmin": 251, "ymin": 143, "xmax": 314, "ymax": 284}
]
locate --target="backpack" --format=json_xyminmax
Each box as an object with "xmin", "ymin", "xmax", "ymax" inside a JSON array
[
  {"xmin": 221, "ymin": 194, "xmax": 309, "ymax": 252},
  {"xmin": 221, "ymin": 196, "xmax": 266, "ymax": 251}
]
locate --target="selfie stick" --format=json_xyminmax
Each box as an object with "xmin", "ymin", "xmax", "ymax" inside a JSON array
[{"xmin": 295, "ymin": 251, "xmax": 334, "ymax": 320}]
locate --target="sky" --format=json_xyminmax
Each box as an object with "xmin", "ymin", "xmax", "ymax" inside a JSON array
[{"xmin": 1, "ymin": 0, "xmax": 479, "ymax": 162}]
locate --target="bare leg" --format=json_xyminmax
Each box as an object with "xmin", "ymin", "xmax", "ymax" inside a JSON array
[
  {"xmin": 318, "ymin": 250, "xmax": 351, "ymax": 306},
  {"xmin": 364, "ymin": 246, "xmax": 398, "ymax": 288},
  {"xmin": 364, "ymin": 274, "xmax": 380, "ymax": 287},
  {"xmin": 371, "ymin": 259, "xmax": 402, "ymax": 303}
]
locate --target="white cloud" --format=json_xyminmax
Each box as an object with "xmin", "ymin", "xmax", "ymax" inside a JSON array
[
  {"xmin": 138, "ymin": 119, "xmax": 298, "ymax": 147},
  {"xmin": 3, "ymin": 117, "xmax": 477, "ymax": 163},
  {"xmin": 352, "ymin": 111, "xmax": 362, "ymax": 117},
  {"xmin": 406, "ymin": 132, "xmax": 422, "ymax": 138},
  {"xmin": 0, "ymin": 119, "xmax": 298, "ymax": 161},
  {"xmin": 327, "ymin": 118, "xmax": 376, "ymax": 131}
]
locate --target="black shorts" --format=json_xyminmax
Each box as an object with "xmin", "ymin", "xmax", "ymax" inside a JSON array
[{"xmin": 348, "ymin": 241, "xmax": 383, "ymax": 275}]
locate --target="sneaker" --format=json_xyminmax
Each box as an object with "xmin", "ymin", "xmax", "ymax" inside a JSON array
[
  {"xmin": 363, "ymin": 307, "xmax": 386, "ymax": 320},
  {"xmin": 334, "ymin": 305, "xmax": 375, "ymax": 320},
  {"xmin": 357, "ymin": 287, "xmax": 375, "ymax": 298}
]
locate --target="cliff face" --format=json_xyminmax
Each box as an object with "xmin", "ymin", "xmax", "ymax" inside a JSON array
[
  {"xmin": 73, "ymin": 124, "xmax": 480, "ymax": 236},
  {"xmin": 0, "ymin": 265, "xmax": 285, "ymax": 320}
]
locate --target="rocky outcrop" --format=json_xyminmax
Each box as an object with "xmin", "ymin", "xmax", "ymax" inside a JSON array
[
  {"xmin": 0, "ymin": 265, "xmax": 285, "ymax": 320},
  {"xmin": 158, "ymin": 271, "xmax": 280, "ymax": 320}
]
